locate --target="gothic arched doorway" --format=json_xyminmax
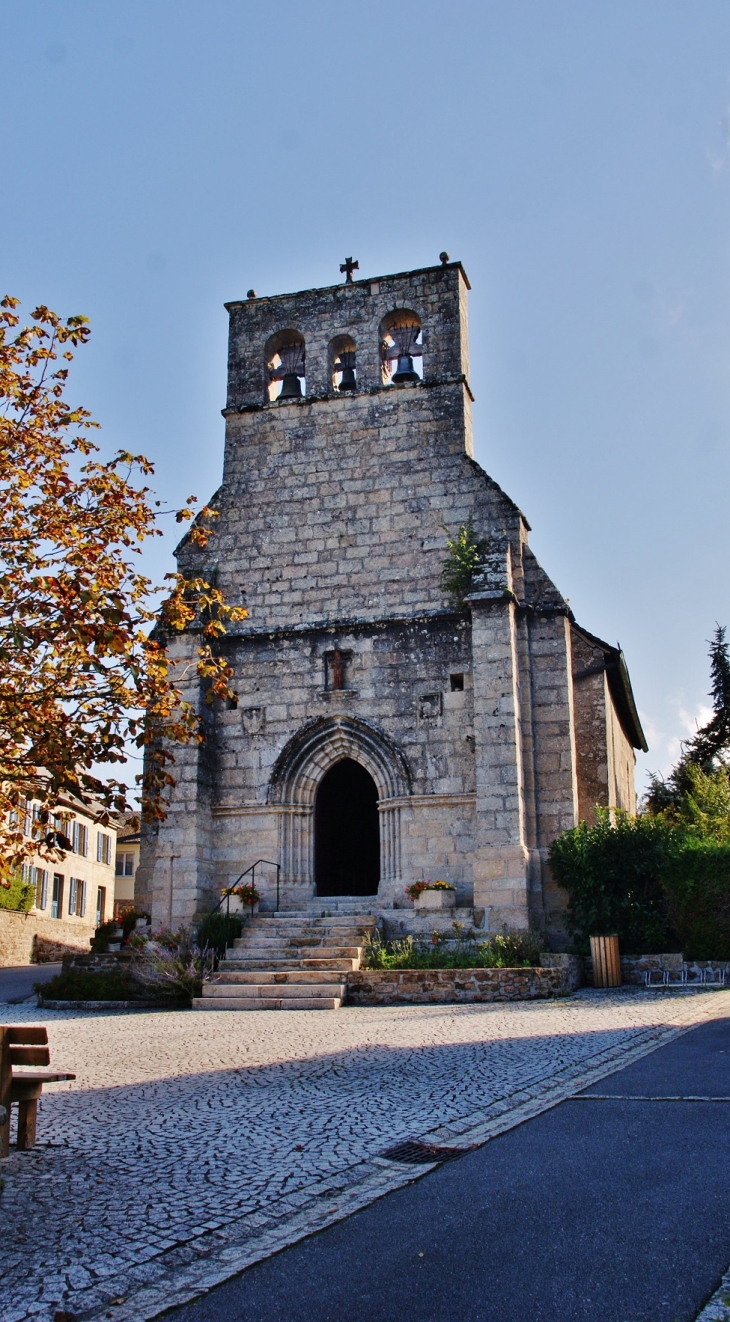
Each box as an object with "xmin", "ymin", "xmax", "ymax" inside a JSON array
[{"xmin": 314, "ymin": 758, "xmax": 380, "ymax": 896}]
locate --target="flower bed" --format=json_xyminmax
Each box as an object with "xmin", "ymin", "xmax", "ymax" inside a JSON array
[{"xmin": 346, "ymin": 956, "xmax": 582, "ymax": 1005}]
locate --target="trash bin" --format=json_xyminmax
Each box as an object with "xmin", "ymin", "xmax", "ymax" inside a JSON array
[{"xmin": 590, "ymin": 934, "xmax": 621, "ymax": 987}]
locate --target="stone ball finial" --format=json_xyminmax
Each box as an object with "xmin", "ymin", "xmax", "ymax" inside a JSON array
[
  {"xmin": 439, "ymin": 252, "xmax": 450, "ymax": 265},
  {"xmin": 247, "ymin": 289, "xmax": 257, "ymax": 299}
]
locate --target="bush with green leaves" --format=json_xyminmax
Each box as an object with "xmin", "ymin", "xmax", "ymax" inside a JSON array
[
  {"xmin": 661, "ymin": 837, "xmax": 730, "ymax": 959},
  {"xmin": 548, "ymin": 810, "xmax": 674, "ymax": 954},
  {"xmin": 196, "ymin": 911, "xmax": 243, "ymax": 959},
  {"xmin": 440, "ymin": 518, "xmax": 490, "ymax": 607},
  {"xmin": 36, "ymin": 967, "xmax": 146, "ymax": 1002},
  {"xmin": 0, "ymin": 869, "xmax": 34, "ymax": 912}
]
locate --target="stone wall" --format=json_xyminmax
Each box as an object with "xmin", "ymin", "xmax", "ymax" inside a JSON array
[
  {"xmin": 0, "ymin": 909, "xmax": 92, "ymax": 966},
  {"xmin": 346, "ymin": 954, "xmax": 582, "ymax": 1005},
  {"xmin": 585, "ymin": 952, "xmax": 730, "ymax": 986}
]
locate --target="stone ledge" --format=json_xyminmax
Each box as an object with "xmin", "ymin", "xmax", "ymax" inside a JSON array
[{"xmin": 345, "ymin": 958, "xmax": 582, "ymax": 1005}]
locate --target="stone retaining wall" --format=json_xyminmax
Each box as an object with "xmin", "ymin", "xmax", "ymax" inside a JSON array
[
  {"xmin": 345, "ymin": 955, "xmax": 582, "ymax": 1005},
  {"xmin": 584, "ymin": 952, "xmax": 730, "ymax": 986},
  {"xmin": 0, "ymin": 909, "xmax": 93, "ymax": 966}
]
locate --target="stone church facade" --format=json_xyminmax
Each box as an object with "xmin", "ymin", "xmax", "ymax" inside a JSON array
[{"xmin": 137, "ymin": 260, "xmax": 646, "ymax": 943}]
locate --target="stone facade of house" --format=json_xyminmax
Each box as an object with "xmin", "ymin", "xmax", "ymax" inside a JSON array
[{"xmin": 136, "ymin": 260, "xmax": 646, "ymax": 943}]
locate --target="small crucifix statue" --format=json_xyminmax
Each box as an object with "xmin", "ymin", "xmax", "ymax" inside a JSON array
[
  {"xmin": 331, "ymin": 649, "xmax": 346, "ymax": 690},
  {"xmin": 340, "ymin": 256, "xmax": 359, "ymax": 284}
]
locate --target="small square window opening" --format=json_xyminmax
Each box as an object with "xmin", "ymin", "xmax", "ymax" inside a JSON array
[{"xmin": 450, "ymin": 674, "xmax": 464, "ymax": 691}]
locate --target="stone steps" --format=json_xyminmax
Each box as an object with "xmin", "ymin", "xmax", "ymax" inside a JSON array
[
  {"xmin": 192, "ymin": 995, "xmax": 343, "ymax": 1011},
  {"xmin": 223, "ymin": 958, "xmax": 358, "ymax": 971},
  {"xmin": 194, "ymin": 910, "xmax": 376, "ymax": 1011},
  {"xmin": 232, "ymin": 944, "xmax": 363, "ymax": 959},
  {"xmin": 213, "ymin": 969, "xmax": 347, "ymax": 984}
]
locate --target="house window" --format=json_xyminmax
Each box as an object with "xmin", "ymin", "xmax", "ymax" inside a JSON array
[
  {"xmin": 35, "ymin": 869, "xmax": 48, "ymax": 910},
  {"xmin": 450, "ymin": 673, "xmax": 465, "ymax": 691},
  {"xmin": 71, "ymin": 822, "xmax": 88, "ymax": 857},
  {"xmin": 96, "ymin": 886, "xmax": 106, "ymax": 925},
  {"xmin": 97, "ymin": 831, "xmax": 111, "ymax": 865},
  {"xmin": 68, "ymin": 878, "xmax": 86, "ymax": 918},
  {"xmin": 51, "ymin": 874, "xmax": 64, "ymax": 920},
  {"xmin": 115, "ymin": 852, "xmax": 135, "ymax": 877}
]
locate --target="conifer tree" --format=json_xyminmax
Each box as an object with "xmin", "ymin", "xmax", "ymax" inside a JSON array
[{"xmin": 645, "ymin": 625, "xmax": 730, "ymax": 815}]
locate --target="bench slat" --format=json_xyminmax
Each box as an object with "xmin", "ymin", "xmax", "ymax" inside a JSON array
[
  {"xmin": 11, "ymin": 1071, "xmax": 76, "ymax": 1082},
  {"xmin": 9, "ymin": 1046, "xmax": 50, "ymax": 1066},
  {"xmin": 6, "ymin": 1027, "xmax": 48, "ymax": 1045}
]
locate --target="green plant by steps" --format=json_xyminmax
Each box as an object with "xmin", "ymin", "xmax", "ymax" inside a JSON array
[
  {"xmin": 440, "ymin": 518, "xmax": 490, "ymax": 607},
  {"xmin": 197, "ymin": 911, "xmax": 244, "ymax": 958},
  {"xmin": 361, "ymin": 927, "xmax": 542, "ymax": 971}
]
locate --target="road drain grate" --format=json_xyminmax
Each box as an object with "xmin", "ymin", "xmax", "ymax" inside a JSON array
[{"xmin": 379, "ymin": 1139, "xmax": 475, "ymax": 1165}]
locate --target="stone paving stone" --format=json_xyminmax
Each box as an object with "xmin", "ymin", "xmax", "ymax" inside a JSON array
[{"xmin": 1, "ymin": 988, "xmax": 729, "ymax": 1321}]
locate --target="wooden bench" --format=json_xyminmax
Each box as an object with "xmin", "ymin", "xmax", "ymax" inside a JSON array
[{"xmin": 0, "ymin": 1025, "xmax": 76, "ymax": 1154}]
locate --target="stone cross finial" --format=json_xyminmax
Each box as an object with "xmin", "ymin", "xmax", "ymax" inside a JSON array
[{"xmin": 340, "ymin": 257, "xmax": 359, "ymax": 284}]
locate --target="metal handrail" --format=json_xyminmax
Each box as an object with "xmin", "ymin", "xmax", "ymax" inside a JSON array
[{"xmin": 207, "ymin": 858, "xmax": 281, "ymax": 929}]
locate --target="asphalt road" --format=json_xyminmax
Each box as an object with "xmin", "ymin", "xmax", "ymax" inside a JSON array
[
  {"xmin": 0, "ymin": 962, "xmax": 60, "ymax": 1004},
  {"xmin": 165, "ymin": 1009, "xmax": 730, "ymax": 1322}
]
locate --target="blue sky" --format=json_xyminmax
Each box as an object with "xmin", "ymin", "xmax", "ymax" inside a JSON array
[{"xmin": 4, "ymin": 1, "xmax": 730, "ymax": 791}]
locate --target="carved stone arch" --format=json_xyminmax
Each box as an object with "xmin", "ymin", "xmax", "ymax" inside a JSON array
[{"xmin": 268, "ymin": 716, "xmax": 411, "ymax": 897}]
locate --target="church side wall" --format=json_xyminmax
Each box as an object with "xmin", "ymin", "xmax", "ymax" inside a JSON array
[
  {"xmin": 606, "ymin": 693, "xmax": 638, "ymax": 814},
  {"xmin": 573, "ymin": 670, "xmax": 610, "ymax": 825}
]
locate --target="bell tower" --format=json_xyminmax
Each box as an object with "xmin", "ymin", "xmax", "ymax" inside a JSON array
[{"xmin": 138, "ymin": 255, "xmax": 645, "ymax": 943}]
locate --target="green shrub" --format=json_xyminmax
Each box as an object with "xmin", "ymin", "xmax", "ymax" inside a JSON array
[
  {"xmin": 36, "ymin": 968, "xmax": 145, "ymax": 1002},
  {"xmin": 440, "ymin": 519, "xmax": 490, "ymax": 607},
  {"xmin": 548, "ymin": 811, "xmax": 675, "ymax": 954},
  {"xmin": 0, "ymin": 870, "xmax": 35, "ymax": 912},
  {"xmin": 662, "ymin": 838, "xmax": 730, "ymax": 959},
  {"xmin": 196, "ymin": 911, "xmax": 243, "ymax": 958}
]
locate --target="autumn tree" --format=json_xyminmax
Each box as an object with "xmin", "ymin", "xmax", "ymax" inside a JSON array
[{"xmin": 0, "ymin": 296, "xmax": 245, "ymax": 872}]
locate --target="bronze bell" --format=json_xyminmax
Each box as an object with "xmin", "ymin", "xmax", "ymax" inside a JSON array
[
  {"xmin": 335, "ymin": 350, "xmax": 356, "ymax": 391},
  {"xmin": 392, "ymin": 354, "xmax": 419, "ymax": 383},
  {"xmin": 278, "ymin": 373, "xmax": 302, "ymax": 399}
]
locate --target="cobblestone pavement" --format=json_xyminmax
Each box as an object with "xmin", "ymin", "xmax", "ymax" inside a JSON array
[{"xmin": 2, "ymin": 988, "xmax": 729, "ymax": 1322}]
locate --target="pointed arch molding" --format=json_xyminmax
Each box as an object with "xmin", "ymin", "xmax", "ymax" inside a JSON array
[{"xmin": 268, "ymin": 716, "xmax": 411, "ymax": 890}]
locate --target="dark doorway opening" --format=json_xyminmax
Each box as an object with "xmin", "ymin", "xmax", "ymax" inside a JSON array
[{"xmin": 315, "ymin": 758, "xmax": 380, "ymax": 897}]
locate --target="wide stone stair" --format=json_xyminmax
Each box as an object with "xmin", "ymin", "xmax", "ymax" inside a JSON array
[{"xmin": 192, "ymin": 910, "xmax": 379, "ymax": 1011}]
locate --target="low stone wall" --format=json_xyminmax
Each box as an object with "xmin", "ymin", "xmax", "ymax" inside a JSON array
[
  {"xmin": 0, "ymin": 909, "xmax": 93, "ymax": 966},
  {"xmin": 346, "ymin": 955, "xmax": 582, "ymax": 1005},
  {"xmin": 584, "ymin": 952, "xmax": 730, "ymax": 986}
]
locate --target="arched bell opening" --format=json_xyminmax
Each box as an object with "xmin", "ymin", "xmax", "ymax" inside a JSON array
[
  {"xmin": 265, "ymin": 328, "xmax": 306, "ymax": 402},
  {"xmin": 379, "ymin": 308, "xmax": 423, "ymax": 386},
  {"xmin": 329, "ymin": 333, "xmax": 357, "ymax": 392},
  {"xmin": 314, "ymin": 757, "xmax": 380, "ymax": 896}
]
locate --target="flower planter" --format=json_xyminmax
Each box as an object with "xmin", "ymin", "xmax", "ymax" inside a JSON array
[
  {"xmin": 414, "ymin": 889, "xmax": 456, "ymax": 912},
  {"xmin": 589, "ymin": 934, "xmax": 621, "ymax": 987}
]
